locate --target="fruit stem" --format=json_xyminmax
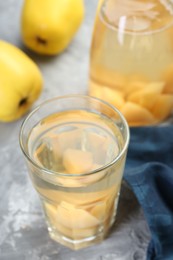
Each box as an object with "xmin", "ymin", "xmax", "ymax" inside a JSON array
[
  {"xmin": 19, "ymin": 98, "xmax": 27, "ymax": 107},
  {"xmin": 36, "ymin": 36, "xmax": 47, "ymax": 45}
]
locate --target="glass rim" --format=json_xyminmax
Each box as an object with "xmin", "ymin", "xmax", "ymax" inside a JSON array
[{"xmin": 19, "ymin": 94, "xmax": 130, "ymax": 177}]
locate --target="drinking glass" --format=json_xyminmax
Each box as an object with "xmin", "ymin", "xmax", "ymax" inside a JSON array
[{"xmin": 19, "ymin": 95, "xmax": 130, "ymax": 250}]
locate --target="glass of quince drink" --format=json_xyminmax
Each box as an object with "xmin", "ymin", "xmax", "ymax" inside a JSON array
[
  {"xmin": 89, "ymin": 0, "xmax": 173, "ymax": 126},
  {"xmin": 19, "ymin": 95, "xmax": 129, "ymax": 250}
]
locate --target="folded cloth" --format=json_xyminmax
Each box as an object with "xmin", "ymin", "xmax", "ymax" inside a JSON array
[{"xmin": 124, "ymin": 125, "xmax": 173, "ymax": 260}]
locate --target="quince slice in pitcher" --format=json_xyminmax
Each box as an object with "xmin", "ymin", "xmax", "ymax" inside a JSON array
[
  {"xmin": 151, "ymin": 94, "xmax": 173, "ymax": 121},
  {"xmin": 121, "ymin": 102, "xmax": 155, "ymax": 125},
  {"xmin": 127, "ymin": 81, "xmax": 165, "ymax": 110}
]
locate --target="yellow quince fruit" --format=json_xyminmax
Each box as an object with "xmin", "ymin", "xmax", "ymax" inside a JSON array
[
  {"xmin": 0, "ymin": 40, "xmax": 43, "ymax": 122},
  {"xmin": 21, "ymin": 0, "xmax": 85, "ymax": 55}
]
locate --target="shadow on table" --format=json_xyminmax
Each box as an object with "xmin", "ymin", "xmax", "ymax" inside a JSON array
[{"xmin": 109, "ymin": 180, "xmax": 142, "ymax": 234}]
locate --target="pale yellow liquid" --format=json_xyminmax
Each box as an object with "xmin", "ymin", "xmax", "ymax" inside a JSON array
[
  {"xmin": 90, "ymin": 0, "xmax": 173, "ymax": 126},
  {"xmin": 27, "ymin": 110, "xmax": 125, "ymax": 250}
]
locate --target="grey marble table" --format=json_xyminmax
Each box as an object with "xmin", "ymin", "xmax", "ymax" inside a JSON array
[{"xmin": 0, "ymin": 1, "xmax": 150, "ymax": 259}]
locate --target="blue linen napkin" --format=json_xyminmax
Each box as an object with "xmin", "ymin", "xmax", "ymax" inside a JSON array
[{"xmin": 124, "ymin": 125, "xmax": 173, "ymax": 260}]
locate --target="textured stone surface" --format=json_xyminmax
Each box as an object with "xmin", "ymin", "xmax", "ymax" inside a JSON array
[{"xmin": 0, "ymin": 0, "xmax": 150, "ymax": 259}]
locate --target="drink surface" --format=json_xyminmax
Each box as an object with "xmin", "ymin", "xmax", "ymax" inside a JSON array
[
  {"xmin": 26, "ymin": 110, "xmax": 125, "ymax": 249},
  {"xmin": 28, "ymin": 110, "xmax": 122, "ymax": 175},
  {"xmin": 90, "ymin": 0, "xmax": 173, "ymax": 126}
]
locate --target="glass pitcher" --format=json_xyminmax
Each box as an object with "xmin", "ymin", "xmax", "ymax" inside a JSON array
[{"xmin": 89, "ymin": 0, "xmax": 173, "ymax": 126}]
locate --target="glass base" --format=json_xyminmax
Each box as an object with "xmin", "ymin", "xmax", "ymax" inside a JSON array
[
  {"xmin": 48, "ymin": 227, "xmax": 105, "ymax": 250},
  {"xmin": 46, "ymin": 195, "xmax": 119, "ymax": 250}
]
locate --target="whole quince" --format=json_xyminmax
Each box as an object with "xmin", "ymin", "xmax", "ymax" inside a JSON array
[
  {"xmin": 0, "ymin": 40, "xmax": 43, "ymax": 122},
  {"xmin": 21, "ymin": 0, "xmax": 85, "ymax": 55}
]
